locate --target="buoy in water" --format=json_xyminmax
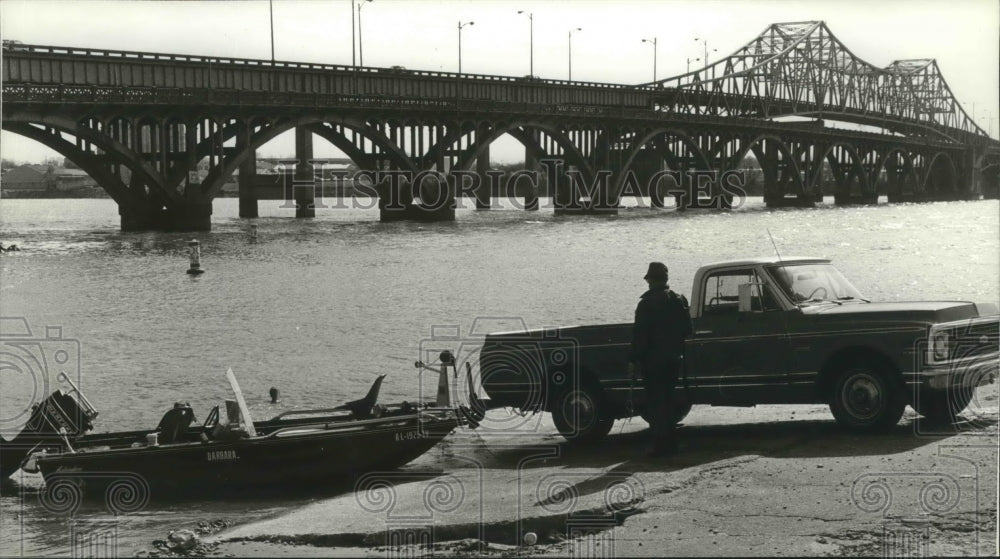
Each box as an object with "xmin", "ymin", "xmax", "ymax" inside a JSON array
[
  {"xmin": 186, "ymin": 239, "xmax": 205, "ymax": 275},
  {"xmin": 269, "ymin": 387, "xmax": 279, "ymax": 404}
]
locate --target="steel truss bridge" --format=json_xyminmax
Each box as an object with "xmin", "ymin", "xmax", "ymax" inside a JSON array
[{"xmin": 3, "ymin": 21, "xmax": 998, "ymax": 230}]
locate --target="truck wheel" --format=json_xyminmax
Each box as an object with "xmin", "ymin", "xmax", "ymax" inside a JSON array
[
  {"xmin": 551, "ymin": 386, "xmax": 613, "ymax": 444},
  {"xmin": 829, "ymin": 364, "xmax": 905, "ymax": 432},
  {"xmin": 911, "ymin": 387, "xmax": 973, "ymax": 424},
  {"xmin": 640, "ymin": 402, "xmax": 693, "ymax": 425}
]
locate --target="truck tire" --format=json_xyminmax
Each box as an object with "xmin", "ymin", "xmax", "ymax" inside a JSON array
[
  {"xmin": 551, "ymin": 385, "xmax": 613, "ymax": 444},
  {"xmin": 829, "ymin": 363, "xmax": 905, "ymax": 432},
  {"xmin": 911, "ymin": 387, "xmax": 974, "ymax": 424},
  {"xmin": 640, "ymin": 402, "xmax": 693, "ymax": 426}
]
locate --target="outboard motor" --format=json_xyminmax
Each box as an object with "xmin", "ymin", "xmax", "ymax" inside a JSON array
[{"xmin": 1, "ymin": 387, "xmax": 97, "ymax": 478}]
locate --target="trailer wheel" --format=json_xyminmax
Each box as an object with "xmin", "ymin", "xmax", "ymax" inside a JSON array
[
  {"xmin": 551, "ymin": 385, "xmax": 613, "ymax": 444},
  {"xmin": 911, "ymin": 387, "xmax": 974, "ymax": 424},
  {"xmin": 829, "ymin": 363, "xmax": 905, "ymax": 432}
]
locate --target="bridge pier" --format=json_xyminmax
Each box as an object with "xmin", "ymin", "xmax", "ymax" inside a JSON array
[
  {"xmin": 238, "ymin": 125, "xmax": 258, "ymax": 218},
  {"xmin": 523, "ymin": 150, "xmax": 539, "ymax": 211},
  {"xmin": 833, "ymin": 192, "xmax": 878, "ymax": 205},
  {"xmin": 550, "ymin": 165, "xmax": 618, "ymax": 216},
  {"xmin": 377, "ymin": 172, "xmax": 455, "ymax": 222},
  {"xmin": 475, "ymin": 145, "xmax": 491, "ymax": 210},
  {"xmin": 294, "ymin": 127, "xmax": 316, "ymax": 218},
  {"xmin": 120, "ymin": 201, "xmax": 213, "ymax": 232}
]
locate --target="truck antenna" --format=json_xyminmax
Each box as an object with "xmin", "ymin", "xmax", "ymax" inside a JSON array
[{"xmin": 767, "ymin": 229, "xmax": 783, "ymax": 262}]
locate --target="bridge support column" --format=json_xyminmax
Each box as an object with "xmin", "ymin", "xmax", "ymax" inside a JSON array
[
  {"xmin": 238, "ymin": 124, "xmax": 258, "ymax": 218},
  {"xmin": 120, "ymin": 201, "xmax": 213, "ymax": 232},
  {"xmin": 294, "ymin": 127, "xmax": 316, "ymax": 218},
  {"xmin": 649, "ymin": 160, "xmax": 667, "ymax": 209},
  {"xmin": 885, "ymin": 158, "xmax": 913, "ymax": 204},
  {"xmin": 960, "ymin": 150, "xmax": 982, "ymax": 200},
  {"xmin": 475, "ymin": 145, "xmax": 491, "ymax": 210},
  {"xmin": 377, "ymin": 171, "xmax": 455, "ymax": 222},
  {"xmin": 523, "ymin": 150, "xmax": 539, "ymax": 211}
]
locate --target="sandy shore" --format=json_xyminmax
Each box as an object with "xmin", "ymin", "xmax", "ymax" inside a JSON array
[{"xmin": 201, "ymin": 384, "xmax": 997, "ymax": 557}]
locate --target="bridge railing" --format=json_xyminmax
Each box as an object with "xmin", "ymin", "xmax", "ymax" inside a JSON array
[{"xmin": 2, "ymin": 42, "xmax": 637, "ymax": 92}]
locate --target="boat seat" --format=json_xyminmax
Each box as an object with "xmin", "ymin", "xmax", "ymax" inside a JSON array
[{"xmin": 156, "ymin": 403, "xmax": 196, "ymax": 444}]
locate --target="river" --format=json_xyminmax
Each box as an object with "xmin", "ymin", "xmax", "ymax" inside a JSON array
[{"xmin": 1, "ymin": 195, "xmax": 997, "ymax": 556}]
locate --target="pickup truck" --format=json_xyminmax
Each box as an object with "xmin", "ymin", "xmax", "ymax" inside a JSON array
[{"xmin": 479, "ymin": 257, "xmax": 999, "ymax": 442}]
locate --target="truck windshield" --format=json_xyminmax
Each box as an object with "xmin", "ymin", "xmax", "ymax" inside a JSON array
[{"xmin": 766, "ymin": 263, "xmax": 867, "ymax": 305}]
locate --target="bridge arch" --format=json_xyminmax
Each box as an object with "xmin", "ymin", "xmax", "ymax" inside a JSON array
[
  {"xmin": 873, "ymin": 148, "xmax": 920, "ymax": 201},
  {"xmin": 811, "ymin": 142, "xmax": 872, "ymax": 200},
  {"xmin": 737, "ymin": 134, "xmax": 808, "ymax": 201},
  {"xmin": 455, "ymin": 120, "xmax": 595, "ymax": 178},
  {"xmin": 610, "ymin": 127, "xmax": 713, "ymax": 202},
  {"xmin": 2, "ymin": 114, "xmax": 174, "ymax": 202},
  {"xmin": 923, "ymin": 152, "xmax": 958, "ymax": 198},
  {"xmin": 200, "ymin": 116, "xmax": 418, "ymax": 198},
  {"xmin": 1, "ymin": 121, "xmax": 131, "ymax": 204}
]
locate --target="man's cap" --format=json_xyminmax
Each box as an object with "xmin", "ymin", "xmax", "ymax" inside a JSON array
[{"xmin": 644, "ymin": 262, "xmax": 668, "ymax": 281}]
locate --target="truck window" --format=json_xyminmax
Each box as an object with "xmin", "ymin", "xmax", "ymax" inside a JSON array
[{"xmin": 703, "ymin": 269, "xmax": 778, "ymax": 315}]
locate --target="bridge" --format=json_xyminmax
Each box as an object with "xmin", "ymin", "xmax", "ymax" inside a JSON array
[{"xmin": 3, "ymin": 21, "xmax": 998, "ymax": 231}]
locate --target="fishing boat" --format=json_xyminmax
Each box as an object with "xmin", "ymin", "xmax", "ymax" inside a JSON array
[{"xmin": 2, "ymin": 353, "xmax": 472, "ymax": 499}]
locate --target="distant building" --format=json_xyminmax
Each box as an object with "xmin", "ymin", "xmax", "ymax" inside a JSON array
[
  {"xmin": 53, "ymin": 168, "xmax": 96, "ymax": 190},
  {"xmin": 1, "ymin": 164, "xmax": 97, "ymax": 193},
  {"xmin": 2, "ymin": 165, "xmax": 57, "ymax": 192}
]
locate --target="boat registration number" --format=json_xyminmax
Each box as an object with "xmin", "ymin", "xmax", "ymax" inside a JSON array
[
  {"xmin": 206, "ymin": 449, "xmax": 239, "ymax": 462},
  {"xmin": 395, "ymin": 431, "xmax": 424, "ymax": 441}
]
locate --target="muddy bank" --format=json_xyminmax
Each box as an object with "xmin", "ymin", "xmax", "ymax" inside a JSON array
[{"xmin": 206, "ymin": 386, "xmax": 997, "ymax": 557}]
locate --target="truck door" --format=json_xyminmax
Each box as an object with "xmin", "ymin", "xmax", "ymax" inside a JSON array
[{"xmin": 685, "ymin": 267, "xmax": 790, "ymax": 404}]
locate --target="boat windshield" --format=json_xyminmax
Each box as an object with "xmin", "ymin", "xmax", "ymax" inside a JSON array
[{"xmin": 765, "ymin": 263, "xmax": 867, "ymax": 305}]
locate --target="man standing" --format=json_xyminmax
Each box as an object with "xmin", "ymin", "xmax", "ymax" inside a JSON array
[{"xmin": 628, "ymin": 262, "xmax": 692, "ymax": 456}]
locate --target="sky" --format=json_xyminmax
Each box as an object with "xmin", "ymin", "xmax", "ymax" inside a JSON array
[{"xmin": 1, "ymin": 0, "xmax": 998, "ymax": 163}]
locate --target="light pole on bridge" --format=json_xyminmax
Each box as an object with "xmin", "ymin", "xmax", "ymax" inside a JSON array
[
  {"xmin": 269, "ymin": 0, "xmax": 275, "ymax": 61},
  {"xmin": 694, "ymin": 37, "xmax": 718, "ymax": 70},
  {"xmin": 686, "ymin": 56, "xmax": 700, "ymax": 73},
  {"xmin": 641, "ymin": 37, "xmax": 657, "ymax": 82},
  {"xmin": 517, "ymin": 10, "xmax": 534, "ymax": 77},
  {"xmin": 458, "ymin": 20, "xmax": 474, "ymax": 74},
  {"xmin": 357, "ymin": 0, "xmax": 373, "ymax": 67},
  {"xmin": 568, "ymin": 27, "xmax": 582, "ymax": 81}
]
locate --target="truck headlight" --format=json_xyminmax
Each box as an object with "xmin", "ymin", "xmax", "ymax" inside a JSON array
[{"xmin": 931, "ymin": 330, "xmax": 950, "ymax": 361}]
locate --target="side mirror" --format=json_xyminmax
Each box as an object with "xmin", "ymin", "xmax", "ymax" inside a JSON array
[{"xmin": 738, "ymin": 284, "xmax": 753, "ymax": 313}]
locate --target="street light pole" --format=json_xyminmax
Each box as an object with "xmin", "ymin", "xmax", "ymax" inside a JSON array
[
  {"xmin": 641, "ymin": 37, "xmax": 657, "ymax": 82},
  {"xmin": 568, "ymin": 27, "xmax": 581, "ymax": 80},
  {"xmin": 269, "ymin": 0, "xmax": 275, "ymax": 61},
  {"xmin": 351, "ymin": 0, "xmax": 356, "ymax": 66},
  {"xmin": 517, "ymin": 11, "xmax": 534, "ymax": 77},
  {"xmin": 458, "ymin": 20, "xmax": 474, "ymax": 73},
  {"xmin": 358, "ymin": 0, "xmax": 373, "ymax": 67},
  {"xmin": 694, "ymin": 37, "xmax": 717, "ymax": 69}
]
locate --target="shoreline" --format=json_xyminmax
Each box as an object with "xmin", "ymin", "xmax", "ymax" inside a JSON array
[{"xmin": 196, "ymin": 390, "xmax": 997, "ymax": 557}]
